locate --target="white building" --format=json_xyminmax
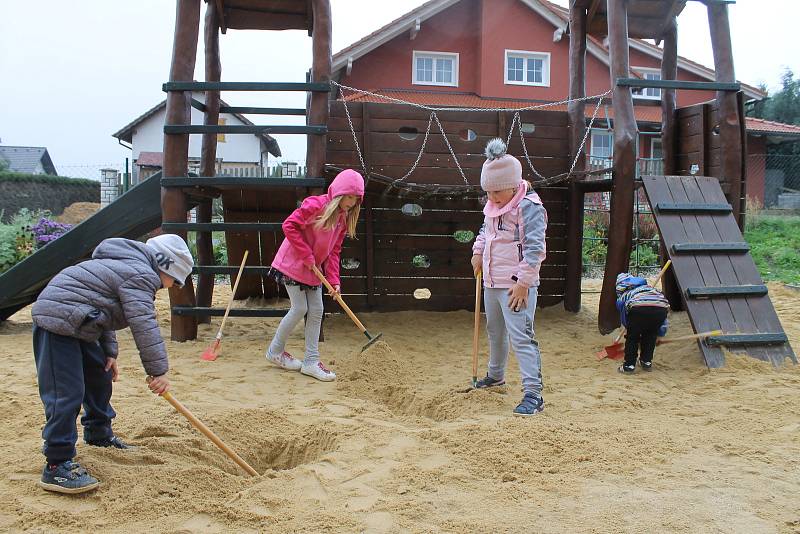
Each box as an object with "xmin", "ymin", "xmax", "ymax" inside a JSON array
[{"xmin": 112, "ymin": 92, "xmax": 281, "ymax": 183}]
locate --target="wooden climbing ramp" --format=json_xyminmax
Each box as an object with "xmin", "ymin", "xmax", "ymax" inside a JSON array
[{"xmin": 642, "ymin": 175, "xmax": 796, "ymax": 368}]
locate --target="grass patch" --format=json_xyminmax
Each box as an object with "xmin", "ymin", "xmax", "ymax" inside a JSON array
[{"xmin": 745, "ymin": 215, "xmax": 800, "ymax": 285}]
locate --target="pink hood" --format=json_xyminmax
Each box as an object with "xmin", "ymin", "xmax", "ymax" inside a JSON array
[{"xmin": 271, "ymin": 169, "xmax": 365, "ymax": 287}]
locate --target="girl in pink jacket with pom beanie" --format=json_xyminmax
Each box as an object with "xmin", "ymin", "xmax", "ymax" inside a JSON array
[
  {"xmin": 266, "ymin": 169, "xmax": 364, "ymax": 381},
  {"xmin": 471, "ymin": 139, "xmax": 548, "ymax": 416}
]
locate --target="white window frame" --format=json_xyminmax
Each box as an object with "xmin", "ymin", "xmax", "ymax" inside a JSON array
[
  {"xmin": 633, "ymin": 67, "xmax": 662, "ymax": 100},
  {"xmin": 412, "ymin": 51, "xmax": 459, "ymax": 87},
  {"xmin": 590, "ymin": 129, "xmax": 613, "ymax": 160},
  {"xmin": 650, "ymin": 137, "xmax": 663, "ymax": 159},
  {"xmin": 504, "ymin": 50, "xmax": 550, "ymax": 87}
]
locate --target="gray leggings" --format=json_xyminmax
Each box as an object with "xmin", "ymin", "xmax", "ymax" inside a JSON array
[
  {"xmin": 484, "ymin": 286, "xmax": 543, "ymax": 396},
  {"xmin": 267, "ymin": 284, "xmax": 323, "ymax": 363}
]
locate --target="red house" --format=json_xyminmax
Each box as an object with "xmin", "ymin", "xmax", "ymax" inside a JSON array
[{"xmin": 331, "ymin": 0, "xmax": 800, "ymax": 206}]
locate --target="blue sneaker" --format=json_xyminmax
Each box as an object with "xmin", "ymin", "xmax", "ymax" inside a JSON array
[
  {"xmin": 513, "ymin": 393, "xmax": 544, "ymax": 416},
  {"xmin": 474, "ymin": 375, "xmax": 505, "ymax": 388},
  {"xmin": 39, "ymin": 461, "xmax": 100, "ymax": 494},
  {"xmin": 86, "ymin": 435, "xmax": 133, "ymax": 450}
]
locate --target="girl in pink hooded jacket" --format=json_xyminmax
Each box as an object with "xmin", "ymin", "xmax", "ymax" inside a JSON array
[
  {"xmin": 266, "ymin": 169, "xmax": 365, "ymax": 381},
  {"xmin": 470, "ymin": 139, "xmax": 548, "ymax": 416}
]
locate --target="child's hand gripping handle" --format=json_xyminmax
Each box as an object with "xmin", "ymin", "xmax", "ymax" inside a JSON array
[{"xmin": 147, "ymin": 377, "xmax": 258, "ymax": 476}]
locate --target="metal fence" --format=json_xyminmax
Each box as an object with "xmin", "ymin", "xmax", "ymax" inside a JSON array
[{"xmin": 750, "ymin": 153, "xmax": 800, "ymax": 209}]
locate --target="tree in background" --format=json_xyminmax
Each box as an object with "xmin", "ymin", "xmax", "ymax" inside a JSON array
[{"xmin": 749, "ymin": 68, "xmax": 800, "ymax": 157}]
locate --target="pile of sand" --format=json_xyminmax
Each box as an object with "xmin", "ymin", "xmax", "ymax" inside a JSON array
[
  {"xmin": 55, "ymin": 202, "xmax": 101, "ymax": 225},
  {"xmin": 0, "ymin": 281, "xmax": 798, "ymax": 532}
]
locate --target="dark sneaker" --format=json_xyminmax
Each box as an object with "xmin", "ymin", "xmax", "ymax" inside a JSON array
[
  {"xmin": 513, "ymin": 393, "xmax": 544, "ymax": 416},
  {"xmin": 640, "ymin": 361, "xmax": 653, "ymax": 372},
  {"xmin": 618, "ymin": 364, "xmax": 635, "ymax": 374},
  {"xmin": 39, "ymin": 461, "xmax": 100, "ymax": 494},
  {"xmin": 86, "ymin": 435, "xmax": 133, "ymax": 450},
  {"xmin": 474, "ymin": 375, "xmax": 505, "ymax": 388}
]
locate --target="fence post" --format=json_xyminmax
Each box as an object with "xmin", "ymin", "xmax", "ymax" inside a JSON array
[{"xmin": 100, "ymin": 168, "xmax": 119, "ymax": 206}]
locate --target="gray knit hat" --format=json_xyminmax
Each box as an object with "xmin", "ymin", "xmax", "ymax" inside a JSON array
[{"xmin": 145, "ymin": 234, "xmax": 194, "ymax": 287}]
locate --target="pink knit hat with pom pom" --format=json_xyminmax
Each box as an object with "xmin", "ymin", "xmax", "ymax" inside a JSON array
[{"xmin": 480, "ymin": 138, "xmax": 522, "ymax": 192}]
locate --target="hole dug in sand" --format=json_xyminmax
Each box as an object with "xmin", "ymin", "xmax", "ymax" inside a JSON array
[
  {"xmin": 248, "ymin": 425, "xmax": 338, "ymax": 474},
  {"xmin": 188, "ymin": 409, "xmax": 339, "ymax": 476}
]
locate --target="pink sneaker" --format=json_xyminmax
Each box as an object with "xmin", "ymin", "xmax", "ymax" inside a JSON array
[
  {"xmin": 266, "ymin": 350, "xmax": 302, "ymax": 371},
  {"xmin": 300, "ymin": 360, "xmax": 336, "ymax": 382}
]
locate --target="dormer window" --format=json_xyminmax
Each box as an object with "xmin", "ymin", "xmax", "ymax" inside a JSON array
[
  {"xmin": 634, "ymin": 68, "xmax": 661, "ymax": 100},
  {"xmin": 412, "ymin": 51, "xmax": 458, "ymax": 87},
  {"xmin": 505, "ymin": 50, "xmax": 550, "ymax": 87}
]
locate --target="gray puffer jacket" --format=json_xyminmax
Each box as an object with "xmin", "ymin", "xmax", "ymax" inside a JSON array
[{"xmin": 32, "ymin": 238, "xmax": 169, "ymax": 376}]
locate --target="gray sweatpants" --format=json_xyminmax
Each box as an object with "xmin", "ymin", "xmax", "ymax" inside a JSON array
[
  {"xmin": 267, "ymin": 284, "xmax": 323, "ymax": 363},
  {"xmin": 484, "ymin": 286, "xmax": 543, "ymax": 396}
]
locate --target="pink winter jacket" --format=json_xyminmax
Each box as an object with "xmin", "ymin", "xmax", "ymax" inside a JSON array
[
  {"xmin": 472, "ymin": 185, "xmax": 548, "ymax": 289},
  {"xmin": 271, "ymin": 169, "xmax": 364, "ymax": 287}
]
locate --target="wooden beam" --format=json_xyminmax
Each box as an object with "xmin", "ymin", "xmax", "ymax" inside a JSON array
[
  {"xmin": 215, "ymin": 0, "xmax": 226, "ymax": 33},
  {"xmin": 163, "ymin": 81, "xmax": 330, "ymax": 92},
  {"xmin": 707, "ymin": 2, "xmax": 743, "ymax": 224},
  {"xmin": 617, "ymin": 78, "xmax": 740, "ymax": 91},
  {"xmin": 306, "ymin": 0, "xmax": 332, "ymax": 181},
  {"xmin": 162, "ymin": 0, "xmax": 201, "ymax": 341},
  {"xmin": 196, "ymin": 0, "xmax": 222, "ymax": 324},
  {"xmin": 600, "ymin": 0, "xmax": 637, "ymax": 334},
  {"xmin": 565, "ymin": 1, "xmax": 587, "ymax": 313},
  {"xmin": 224, "ymin": 10, "xmax": 309, "ymax": 31},
  {"xmin": 586, "ymin": 0, "xmax": 602, "ymax": 31},
  {"xmin": 659, "ymin": 18, "xmax": 682, "ymax": 310}
]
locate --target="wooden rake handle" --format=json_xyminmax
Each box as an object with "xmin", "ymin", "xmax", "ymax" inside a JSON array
[
  {"xmin": 216, "ymin": 250, "xmax": 249, "ymax": 338},
  {"xmin": 310, "ymin": 265, "xmax": 369, "ymax": 334},
  {"xmin": 160, "ymin": 390, "xmax": 258, "ymax": 477},
  {"xmin": 472, "ymin": 271, "xmax": 482, "ymax": 383},
  {"xmin": 657, "ymin": 329, "xmax": 722, "ymax": 345}
]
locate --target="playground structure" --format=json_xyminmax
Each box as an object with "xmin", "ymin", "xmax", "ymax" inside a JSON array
[{"xmin": 0, "ymin": 0, "xmax": 793, "ymax": 367}]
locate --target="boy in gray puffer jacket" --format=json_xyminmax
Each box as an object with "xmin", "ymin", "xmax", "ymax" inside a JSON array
[{"xmin": 31, "ymin": 234, "xmax": 193, "ymax": 494}]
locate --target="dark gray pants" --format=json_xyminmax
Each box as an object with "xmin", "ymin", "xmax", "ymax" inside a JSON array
[{"xmin": 33, "ymin": 326, "xmax": 115, "ymax": 464}]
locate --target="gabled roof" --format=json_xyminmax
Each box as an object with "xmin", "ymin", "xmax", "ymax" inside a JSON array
[
  {"xmin": 112, "ymin": 95, "xmax": 281, "ymax": 157},
  {"xmin": 332, "ymin": 0, "xmax": 765, "ymax": 100},
  {"xmin": 0, "ymin": 146, "xmax": 57, "ymax": 175}
]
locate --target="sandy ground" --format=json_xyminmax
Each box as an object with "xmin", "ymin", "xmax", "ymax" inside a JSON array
[{"xmin": 0, "ymin": 281, "xmax": 798, "ymax": 533}]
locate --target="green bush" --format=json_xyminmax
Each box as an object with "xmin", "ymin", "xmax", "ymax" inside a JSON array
[
  {"xmin": 0, "ymin": 171, "xmax": 97, "ymax": 187},
  {"xmin": 745, "ymin": 216, "xmax": 800, "ymax": 284},
  {"xmin": 0, "ymin": 209, "xmax": 39, "ymax": 273}
]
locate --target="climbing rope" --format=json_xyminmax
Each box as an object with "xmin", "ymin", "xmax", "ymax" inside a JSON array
[{"xmin": 332, "ymin": 80, "xmax": 612, "ymax": 189}]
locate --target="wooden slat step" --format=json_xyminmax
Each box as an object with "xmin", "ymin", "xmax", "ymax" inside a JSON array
[
  {"xmin": 162, "ymin": 222, "xmax": 283, "ymax": 232},
  {"xmin": 189, "ymin": 99, "xmax": 306, "ymax": 116},
  {"xmin": 172, "ymin": 306, "xmax": 288, "ymax": 317},
  {"xmin": 164, "ymin": 125, "xmax": 326, "ymax": 135},
  {"xmin": 616, "ymin": 78, "xmax": 740, "ymax": 91},
  {"xmin": 656, "ymin": 202, "xmax": 732, "ymax": 213},
  {"xmin": 192, "ymin": 266, "xmax": 273, "ymax": 275},
  {"xmin": 686, "ymin": 285, "xmax": 769, "ymax": 299},
  {"xmin": 706, "ymin": 333, "xmax": 789, "ymax": 347},
  {"xmin": 163, "ymin": 81, "xmax": 330, "ymax": 92},
  {"xmin": 161, "ymin": 177, "xmax": 326, "ymax": 188},
  {"xmin": 671, "ymin": 242, "xmax": 750, "ymax": 254}
]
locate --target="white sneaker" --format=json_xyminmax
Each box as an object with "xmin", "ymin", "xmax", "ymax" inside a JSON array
[
  {"xmin": 300, "ymin": 360, "xmax": 336, "ymax": 382},
  {"xmin": 266, "ymin": 350, "xmax": 302, "ymax": 371}
]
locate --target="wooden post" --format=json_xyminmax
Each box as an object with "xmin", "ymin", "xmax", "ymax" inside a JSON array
[
  {"xmin": 306, "ymin": 0, "xmax": 331, "ymax": 179},
  {"xmin": 564, "ymin": 2, "xmax": 587, "ymax": 313},
  {"xmin": 196, "ymin": 0, "xmax": 222, "ymax": 324},
  {"xmin": 162, "ymin": 0, "xmax": 201, "ymax": 341},
  {"xmin": 707, "ymin": 2, "xmax": 743, "ymax": 228},
  {"xmin": 659, "ymin": 18, "xmax": 682, "ymax": 310},
  {"xmin": 599, "ymin": 0, "xmax": 636, "ymax": 334}
]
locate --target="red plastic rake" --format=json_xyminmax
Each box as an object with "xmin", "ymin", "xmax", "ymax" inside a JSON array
[{"xmin": 201, "ymin": 250, "xmax": 249, "ymax": 361}]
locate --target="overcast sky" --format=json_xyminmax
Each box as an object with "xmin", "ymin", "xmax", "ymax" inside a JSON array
[{"xmin": 1, "ymin": 0, "xmax": 797, "ymax": 178}]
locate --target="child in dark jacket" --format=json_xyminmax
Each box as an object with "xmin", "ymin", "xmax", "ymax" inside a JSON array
[
  {"xmin": 30, "ymin": 234, "xmax": 193, "ymax": 494},
  {"xmin": 615, "ymin": 273, "xmax": 669, "ymax": 374}
]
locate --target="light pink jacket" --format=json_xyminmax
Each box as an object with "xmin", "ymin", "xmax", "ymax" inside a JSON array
[
  {"xmin": 472, "ymin": 185, "xmax": 548, "ymax": 289},
  {"xmin": 271, "ymin": 170, "xmax": 364, "ymax": 287}
]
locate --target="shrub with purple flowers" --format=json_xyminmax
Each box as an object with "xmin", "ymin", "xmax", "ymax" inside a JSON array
[{"xmin": 30, "ymin": 218, "xmax": 72, "ymax": 248}]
